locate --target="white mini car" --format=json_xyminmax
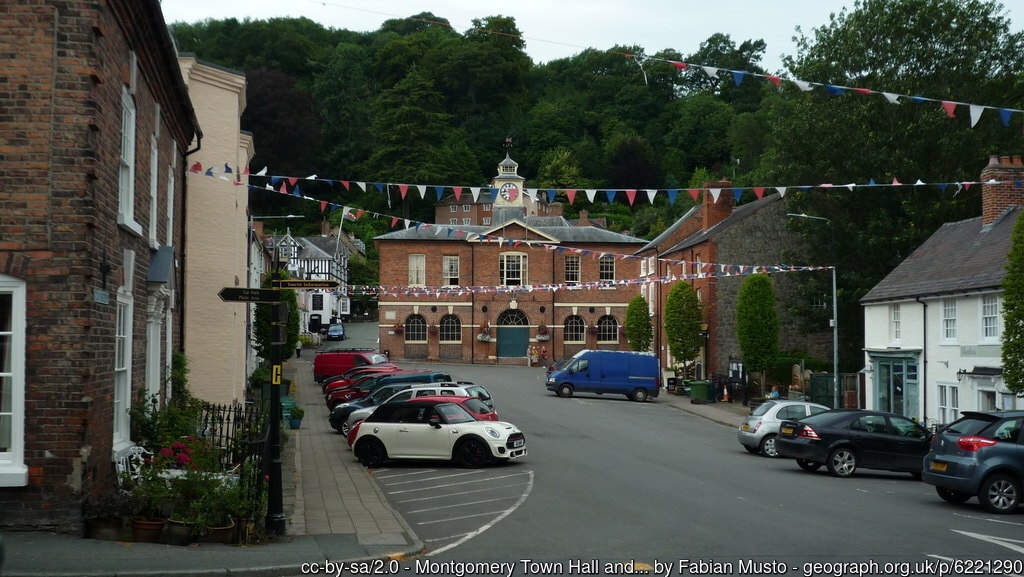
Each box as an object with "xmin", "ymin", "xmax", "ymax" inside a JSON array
[{"xmin": 352, "ymin": 399, "xmax": 526, "ymax": 468}]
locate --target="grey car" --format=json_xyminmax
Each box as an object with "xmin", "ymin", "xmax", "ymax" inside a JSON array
[
  {"xmin": 922, "ymin": 410, "xmax": 1024, "ymax": 514},
  {"xmin": 737, "ymin": 400, "xmax": 830, "ymax": 457}
]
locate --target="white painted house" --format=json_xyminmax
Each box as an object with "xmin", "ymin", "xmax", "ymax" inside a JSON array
[{"xmin": 861, "ymin": 155, "xmax": 1023, "ymax": 428}]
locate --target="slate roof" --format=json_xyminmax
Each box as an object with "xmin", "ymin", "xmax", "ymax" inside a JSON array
[
  {"xmin": 860, "ymin": 206, "xmax": 1020, "ymax": 304},
  {"xmin": 374, "ymin": 214, "xmax": 646, "ymax": 245}
]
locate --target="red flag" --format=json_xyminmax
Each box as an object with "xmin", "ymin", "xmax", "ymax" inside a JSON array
[
  {"xmin": 453, "ymin": 186, "xmax": 463, "ymax": 201},
  {"xmin": 566, "ymin": 189, "xmax": 577, "ymax": 204},
  {"xmin": 688, "ymin": 189, "xmax": 699, "ymax": 201},
  {"xmin": 941, "ymin": 101, "xmax": 957, "ymax": 118},
  {"xmin": 189, "ymin": 162, "xmax": 202, "ymax": 173},
  {"xmin": 319, "ymin": 200, "xmax": 328, "ymax": 212},
  {"xmin": 341, "ymin": 180, "xmax": 350, "ymax": 191},
  {"xmin": 288, "ymin": 177, "xmax": 298, "ymax": 187},
  {"xmin": 753, "ymin": 187, "xmax": 765, "ymax": 199},
  {"xmin": 766, "ymin": 75, "xmax": 781, "ymax": 88},
  {"xmin": 671, "ymin": 61, "xmax": 687, "ymax": 70},
  {"xmin": 625, "ymin": 189, "xmax": 637, "ymax": 206},
  {"xmin": 399, "ymin": 184, "xmax": 409, "ymax": 199}
]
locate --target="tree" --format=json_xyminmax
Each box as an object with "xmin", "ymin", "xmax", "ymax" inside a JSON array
[
  {"xmin": 624, "ymin": 295, "xmax": 653, "ymax": 352},
  {"xmin": 759, "ymin": 0, "xmax": 1024, "ymax": 371},
  {"xmin": 253, "ymin": 268, "xmax": 299, "ymax": 361},
  {"xmin": 663, "ymin": 282, "xmax": 702, "ymax": 377},
  {"xmin": 1002, "ymin": 214, "xmax": 1024, "ymax": 395},
  {"xmin": 736, "ymin": 274, "xmax": 779, "ymax": 396}
]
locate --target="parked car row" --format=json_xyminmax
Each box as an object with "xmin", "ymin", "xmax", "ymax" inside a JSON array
[
  {"xmin": 738, "ymin": 404, "xmax": 1024, "ymax": 514},
  {"xmin": 314, "ymin": 353, "xmax": 523, "ymax": 469}
]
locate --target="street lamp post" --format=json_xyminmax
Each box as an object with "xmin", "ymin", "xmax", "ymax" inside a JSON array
[
  {"xmin": 248, "ymin": 214, "xmax": 303, "ymax": 537},
  {"xmin": 787, "ymin": 213, "xmax": 840, "ymax": 409}
]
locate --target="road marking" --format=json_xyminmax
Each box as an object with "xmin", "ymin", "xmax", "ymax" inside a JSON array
[
  {"xmin": 408, "ymin": 495, "xmax": 522, "ymax": 514},
  {"xmin": 386, "ymin": 471, "xmax": 531, "ymax": 495},
  {"xmin": 427, "ymin": 470, "xmax": 534, "ymax": 556},
  {"xmin": 952, "ymin": 529, "xmax": 1024, "ymax": 555},
  {"xmin": 396, "ymin": 481, "xmax": 534, "ymax": 503}
]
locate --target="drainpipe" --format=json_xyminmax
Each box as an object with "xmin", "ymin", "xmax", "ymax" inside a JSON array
[{"xmin": 916, "ymin": 296, "xmax": 928, "ymax": 427}]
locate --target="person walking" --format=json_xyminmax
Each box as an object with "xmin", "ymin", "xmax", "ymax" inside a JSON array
[{"xmin": 295, "ymin": 338, "xmax": 303, "ymax": 358}]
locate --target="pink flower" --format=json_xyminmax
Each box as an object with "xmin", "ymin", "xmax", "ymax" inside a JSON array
[{"xmin": 159, "ymin": 447, "xmax": 174, "ymax": 458}]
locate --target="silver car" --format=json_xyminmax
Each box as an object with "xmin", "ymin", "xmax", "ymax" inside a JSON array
[{"xmin": 738, "ymin": 400, "xmax": 830, "ymax": 457}]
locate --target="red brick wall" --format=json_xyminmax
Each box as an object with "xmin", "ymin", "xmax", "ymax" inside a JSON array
[
  {"xmin": 377, "ymin": 230, "xmax": 642, "ymax": 363},
  {"xmin": 0, "ymin": 0, "xmax": 190, "ymax": 531},
  {"xmin": 980, "ymin": 154, "xmax": 1024, "ymax": 226}
]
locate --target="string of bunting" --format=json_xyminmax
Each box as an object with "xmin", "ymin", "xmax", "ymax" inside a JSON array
[
  {"xmin": 191, "ymin": 160, "xmax": 1023, "ymax": 207},
  {"xmin": 218, "ymin": 165, "xmax": 834, "ymax": 284},
  {"xmin": 342, "ymin": 263, "xmax": 832, "ymax": 297}
]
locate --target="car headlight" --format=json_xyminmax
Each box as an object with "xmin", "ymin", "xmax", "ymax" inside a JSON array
[
  {"xmin": 484, "ymin": 427, "xmax": 501, "ymax": 439},
  {"xmin": 546, "ymin": 377, "xmax": 555, "ymax": 383}
]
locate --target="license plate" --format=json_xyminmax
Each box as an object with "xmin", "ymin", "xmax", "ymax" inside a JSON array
[
  {"xmin": 781, "ymin": 426, "xmax": 794, "ymax": 435},
  {"xmin": 741, "ymin": 424, "xmax": 751, "ymax": 432},
  {"xmin": 929, "ymin": 462, "xmax": 948, "ymax": 472},
  {"xmin": 513, "ymin": 439, "xmax": 524, "ymax": 448}
]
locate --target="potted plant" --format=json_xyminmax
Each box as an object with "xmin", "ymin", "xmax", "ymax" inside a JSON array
[
  {"xmin": 392, "ymin": 323, "xmax": 404, "ymax": 334},
  {"xmin": 536, "ymin": 325, "xmax": 550, "ymax": 341},
  {"xmin": 127, "ymin": 467, "xmax": 172, "ymax": 543},
  {"xmin": 288, "ymin": 405, "xmax": 305, "ymax": 430},
  {"xmin": 83, "ymin": 490, "xmax": 139, "ymax": 540},
  {"xmin": 477, "ymin": 323, "xmax": 492, "ymax": 342},
  {"xmin": 168, "ymin": 470, "xmax": 235, "ymax": 544}
]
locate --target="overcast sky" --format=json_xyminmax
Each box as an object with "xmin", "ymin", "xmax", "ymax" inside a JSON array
[{"xmin": 161, "ymin": 0, "xmax": 1024, "ymax": 74}]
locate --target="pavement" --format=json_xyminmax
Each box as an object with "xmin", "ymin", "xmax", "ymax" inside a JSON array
[{"xmin": 0, "ymin": 357, "xmax": 749, "ymax": 577}]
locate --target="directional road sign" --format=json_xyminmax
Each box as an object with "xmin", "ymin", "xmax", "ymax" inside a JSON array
[
  {"xmin": 218, "ymin": 287, "xmax": 281, "ymax": 303},
  {"xmin": 271, "ymin": 279, "xmax": 340, "ymax": 289}
]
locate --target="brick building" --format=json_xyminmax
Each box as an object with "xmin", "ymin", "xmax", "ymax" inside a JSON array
[
  {"xmin": 0, "ymin": 0, "xmax": 199, "ymax": 530},
  {"xmin": 637, "ymin": 188, "xmax": 831, "ymax": 386},
  {"xmin": 376, "ymin": 154, "xmax": 646, "ymax": 364}
]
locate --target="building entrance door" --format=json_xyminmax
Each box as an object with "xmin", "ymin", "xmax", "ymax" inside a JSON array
[{"xmin": 496, "ymin": 310, "xmax": 528, "ymax": 358}]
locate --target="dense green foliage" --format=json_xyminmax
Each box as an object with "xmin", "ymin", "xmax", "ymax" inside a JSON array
[
  {"xmin": 663, "ymin": 283, "xmax": 703, "ymax": 374},
  {"xmin": 736, "ymin": 275, "xmax": 780, "ymax": 395},
  {"xmin": 1003, "ymin": 214, "xmax": 1024, "ymax": 395},
  {"xmin": 170, "ymin": 2, "xmax": 1024, "ymax": 370},
  {"xmin": 624, "ymin": 295, "xmax": 653, "ymax": 352},
  {"xmin": 253, "ymin": 269, "xmax": 300, "ymax": 361}
]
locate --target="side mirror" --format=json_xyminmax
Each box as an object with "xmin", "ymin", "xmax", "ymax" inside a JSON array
[{"xmin": 428, "ymin": 415, "xmax": 442, "ymax": 429}]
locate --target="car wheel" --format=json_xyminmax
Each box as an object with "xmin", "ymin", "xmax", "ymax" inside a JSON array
[
  {"xmin": 355, "ymin": 437, "xmax": 387, "ymax": 468},
  {"xmin": 979, "ymin": 473, "xmax": 1021, "ymax": 514},
  {"xmin": 455, "ymin": 437, "xmax": 492, "ymax": 468},
  {"xmin": 340, "ymin": 421, "xmax": 351, "ymax": 438},
  {"xmin": 631, "ymin": 388, "xmax": 649, "ymax": 402},
  {"xmin": 935, "ymin": 486, "xmax": 972, "ymax": 504},
  {"xmin": 826, "ymin": 447, "xmax": 858, "ymax": 478},
  {"xmin": 557, "ymin": 383, "xmax": 574, "ymax": 398},
  {"xmin": 796, "ymin": 459, "xmax": 822, "ymax": 472},
  {"xmin": 759, "ymin": 434, "xmax": 779, "ymax": 458}
]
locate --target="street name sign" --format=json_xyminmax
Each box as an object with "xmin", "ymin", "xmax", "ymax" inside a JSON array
[
  {"xmin": 271, "ymin": 279, "xmax": 340, "ymax": 289},
  {"xmin": 218, "ymin": 287, "xmax": 281, "ymax": 303}
]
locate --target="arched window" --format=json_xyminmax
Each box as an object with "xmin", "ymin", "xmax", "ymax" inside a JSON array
[
  {"xmin": 596, "ymin": 315, "xmax": 619, "ymax": 342},
  {"xmin": 564, "ymin": 315, "xmax": 586, "ymax": 343},
  {"xmin": 405, "ymin": 314, "xmax": 427, "ymax": 342},
  {"xmin": 439, "ymin": 314, "xmax": 461, "ymax": 342},
  {"xmin": 497, "ymin": 310, "xmax": 528, "ymax": 326}
]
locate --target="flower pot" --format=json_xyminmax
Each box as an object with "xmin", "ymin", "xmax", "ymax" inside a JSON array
[
  {"xmin": 289, "ymin": 418, "xmax": 302, "ymax": 430},
  {"xmin": 197, "ymin": 518, "xmax": 235, "ymax": 545},
  {"xmin": 165, "ymin": 519, "xmax": 193, "ymax": 546},
  {"xmin": 131, "ymin": 518, "xmax": 166, "ymax": 543},
  {"xmin": 85, "ymin": 518, "xmax": 125, "ymax": 541}
]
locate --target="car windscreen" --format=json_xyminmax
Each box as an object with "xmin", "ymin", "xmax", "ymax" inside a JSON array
[
  {"xmin": 942, "ymin": 414, "xmax": 1000, "ymax": 436},
  {"xmin": 436, "ymin": 403, "xmax": 475, "ymax": 424},
  {"xmin": 367, "ymin": 354, "xmax": 389, "ymax": 364},
  {"xmin": 463, "ymin": 398, "xmax": 492, "ymax": 415},
  {"xmin": 751, "ymin": 401, "xmax": 779, "ymax": 417}
]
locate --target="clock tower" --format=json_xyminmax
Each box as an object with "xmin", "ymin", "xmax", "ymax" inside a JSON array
[{"xmin": 491, "ymin": 153, "xmax": 527, "ymax": 209}]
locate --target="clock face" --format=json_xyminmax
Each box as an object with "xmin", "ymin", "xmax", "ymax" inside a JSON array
[{"xmin": 499, "ymin": 182, "xmax": 518, "ymax": 202}]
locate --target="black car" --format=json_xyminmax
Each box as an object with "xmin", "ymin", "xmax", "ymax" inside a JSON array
[
  {"xmin": 922, "ymin": 410, "xmax": 1024, "ymax": 514},
  {"xmin": 775, "ymin": 409, "xmax": 932, "ymax": 478},
  {"xmin": 329, "ymin": 382, "xmax": 411, "ymax": 434}
]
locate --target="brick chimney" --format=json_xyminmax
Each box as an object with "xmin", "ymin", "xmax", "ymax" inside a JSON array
[
  {"xmin": 702, "ymin": 180, "xmax": 734, "ymax": 231},
  {"xmin": 321, "ymin": 219, "xmax": 331, "ymax": 236},
  {"xmin": 578, "ymin": 209, "xmax": 590, "ymax": 226},
  {"xmin": 980, "ymin": 154, "xmax": 1024, "ymax": 226}
]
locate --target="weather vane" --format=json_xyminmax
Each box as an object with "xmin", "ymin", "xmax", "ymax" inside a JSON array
[{"xmin": 503, "ymin": 136, "xmax": 513, "ymax": 150}]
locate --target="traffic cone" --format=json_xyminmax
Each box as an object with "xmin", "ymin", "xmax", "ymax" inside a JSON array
[{"xmin": 722, "ymin": 386, "xmax": 729, "ymax": 402}]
